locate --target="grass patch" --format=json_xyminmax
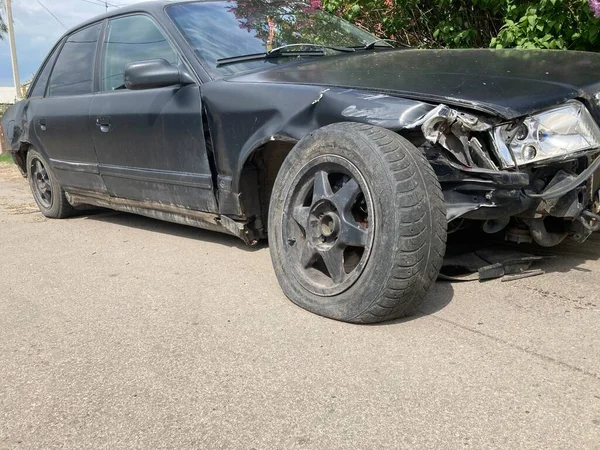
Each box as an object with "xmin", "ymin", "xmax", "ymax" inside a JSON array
[{"xmin": 0, "ymin": 153, "xmax": 13, "ymax": 164}]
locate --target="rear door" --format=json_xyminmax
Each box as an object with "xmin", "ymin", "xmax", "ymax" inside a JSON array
[
  {"xmin": 31, "ymin": 23, "xmax": 106, "ymax": 192},
  {"xmin": 89, "ymin": 14, "xmax": 217, "ymax": 213}
]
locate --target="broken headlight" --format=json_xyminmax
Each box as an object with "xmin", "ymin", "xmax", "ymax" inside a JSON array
[{"xmin": 493, "ymin": 100, "xmax": 600, "ymax": 168}]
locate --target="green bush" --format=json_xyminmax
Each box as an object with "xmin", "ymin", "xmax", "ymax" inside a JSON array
[{"xmin": 322, "ymin": 0, "xmax": 600, "ymax": 50}]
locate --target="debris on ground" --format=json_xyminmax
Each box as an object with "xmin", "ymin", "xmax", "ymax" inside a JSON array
[{"xmin": 439, "ymin": 246, "xmax": 551, "ymax": 282}]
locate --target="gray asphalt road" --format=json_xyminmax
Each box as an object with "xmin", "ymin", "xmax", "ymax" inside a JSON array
[{"xmin": 1, "ymin": 162, "xmax": 600, "ymax": 449}]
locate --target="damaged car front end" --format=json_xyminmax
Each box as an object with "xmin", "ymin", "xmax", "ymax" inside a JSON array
[{"xmin": 409, "ymin": 99, "xmax": 600, "ymax": 247}]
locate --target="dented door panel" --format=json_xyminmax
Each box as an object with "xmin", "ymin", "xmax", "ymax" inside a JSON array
[{"xmin": 90, "ymin": 85, "xmax": 218, "ymax": 212}]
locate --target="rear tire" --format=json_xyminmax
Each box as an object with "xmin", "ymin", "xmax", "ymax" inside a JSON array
[
  {"xmin": 26, "ymin": 149, "xmax": 75, "ymax": 219},
  {"xmin": 268, "ymin": 123, "xmax": 447, "ymax": 323}
]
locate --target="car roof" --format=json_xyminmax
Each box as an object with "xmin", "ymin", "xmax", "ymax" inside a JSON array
[{"xmin": 63, "ymin": 0, "xmax": 217, "ymax": 36}]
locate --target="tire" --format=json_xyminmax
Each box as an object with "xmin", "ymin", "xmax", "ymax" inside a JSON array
[
  {"xmin": 26, "ymin": 148, "xmax": 75, "ymax": 219},
  {"xmin": 268, "ymin": 123, "xmax": 447, "ymax": 323}
]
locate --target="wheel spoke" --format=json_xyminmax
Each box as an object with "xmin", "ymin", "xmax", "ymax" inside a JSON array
[
  {"xmin": 30, "ymin": 159, "xmax": 53, "ymax": 208},
  {"xmin": 332, "ymin": 178, "xmax": 361, "ymax": 212},
  {"xmin": 292, "ymin": 206, "xmax": 311, "ymax": 230},
  {"xmin": 300, "ymin": 241, "xmax": 317, "ymax": 268},
  {"xmin": 320, "ymin": 246, "xmax": 345, "ymax": 283},
  {"xmin": 312, "ymin": 170, "xmax": 333, "ymax": 202},
  {"xmin": 35, "ymin": 160, "xmax": 44, "ymax": 176},
  {"xmin": 339, "ymin": 217, "xmax": 368, "ymax": 247},
  {"xmin": 283, "ymin": 159, "xmax": 374, "ymax": 295}
]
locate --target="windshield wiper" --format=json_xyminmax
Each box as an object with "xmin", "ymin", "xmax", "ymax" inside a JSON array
[
  {"xmin": 271, "ymin": 43, "xmax": 356, "ymax": 53},
  {"xmin": 216, "ymin": 43, "xmax": 355, "ymax": 67},
  {"xmin": 363, "ymin": 39, "xmax": 411, "ymax": 50}
]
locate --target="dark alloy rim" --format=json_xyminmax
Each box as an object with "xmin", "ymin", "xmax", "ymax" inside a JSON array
[
  {"xmin": 282, "ymin": 155, "xmax": 374, "ymax": 296},
  {"xmin": 31, "ymin": 158, "xmax": 52, "ymax": 209}
]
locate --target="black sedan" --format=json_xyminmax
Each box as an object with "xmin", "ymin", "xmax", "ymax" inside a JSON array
[{"xmin": 3, "ymin": 0, "xmax": 600, "ymax": 323}]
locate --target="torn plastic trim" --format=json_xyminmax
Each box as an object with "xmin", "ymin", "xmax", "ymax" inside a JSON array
[
  {"xmin": 443, "ymin": 188, "xmax": 534, "ymax": 223},
  {"xmin": 408, "ymin": 104, "xmax": 493, "ymax": 137},
  {"xmin": 429, "ymin": 150, "xmax": 529, "ymax": 186},
  {"xmin": 429, "ymin": 151, "xmax": 532, "ymax": 222},
  {"xmin": 407, "ymin": 104, "xmax": 497, "ymax": 169}
]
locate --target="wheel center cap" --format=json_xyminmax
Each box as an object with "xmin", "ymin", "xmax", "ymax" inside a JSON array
[{"xmin": 320, "ymin": 213, "xmax": 339, "ymax": 237}]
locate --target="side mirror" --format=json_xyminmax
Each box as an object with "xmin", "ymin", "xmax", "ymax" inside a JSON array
[{"xmin": 124, "ymin": 59, "xmax": 195, "ymax": 91}]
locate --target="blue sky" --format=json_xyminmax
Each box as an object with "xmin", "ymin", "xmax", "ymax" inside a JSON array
[{"xmin": 0, "ymin": 0, "xmax": 146, "ymax": 87}]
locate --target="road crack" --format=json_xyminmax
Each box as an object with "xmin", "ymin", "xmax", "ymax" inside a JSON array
[{"xmin": 425, "ymin": 312, "xmax": 600, "ymax": 382}]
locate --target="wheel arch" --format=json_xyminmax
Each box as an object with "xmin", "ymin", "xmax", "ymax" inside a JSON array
[
  {"xmin": 237, "ymin": 137, "xmax": 297, "ymax": 234},
  {"xmin": 12, "ymin": 141, "xmax": 34, "ymax": 177},
  {"xmin": 235, "ymin": 125, "xmax": 432, "ymax": 236}
]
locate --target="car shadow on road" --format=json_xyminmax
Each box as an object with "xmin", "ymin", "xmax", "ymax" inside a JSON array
[
  {"xmin": 372, "ymin": 228, "xmax": 600, "ymax": 326},
  {"xmin": 77, "ymin": 209, "xmax": 268, "ymax": 252},
  {"xmin": 76, "ymin": 209, "xmax": 600, "ymax": 325}
]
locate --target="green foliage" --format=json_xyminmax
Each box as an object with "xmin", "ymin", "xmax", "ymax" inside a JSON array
[
  {"xmin": 493, "ymin": 0, "xmax": 600, "ymax": 50},
  {"xmin": 322, "ymin": 0, "xmax": 600, "ymax": 51}
]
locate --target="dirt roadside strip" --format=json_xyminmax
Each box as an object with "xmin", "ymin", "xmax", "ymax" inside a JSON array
[{"xmin": 1, "ymin": 162, "xmax": 599, "ymax": 449}]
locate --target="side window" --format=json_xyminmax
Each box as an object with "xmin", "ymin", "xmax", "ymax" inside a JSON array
[
  {"xmin": 48, "ymin": 23, "xmax": 102, "ymax": 97},
  {"xmin": 102, "ymin": 15, "xmax": 179, "ymax": 91},
  {"xmin": 29, "ymin": 45, "xmax": 60, "ymax": 98}
]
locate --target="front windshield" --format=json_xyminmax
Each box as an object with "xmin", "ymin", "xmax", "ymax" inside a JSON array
[{"xmin": 167, "ymin": 0, "xmax": 379, "ymax": 77}]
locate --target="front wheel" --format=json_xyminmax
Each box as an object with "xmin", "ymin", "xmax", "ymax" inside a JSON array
[{"xmin": 268, "ymin": 123, "xmax": 447, "ymax": 323}]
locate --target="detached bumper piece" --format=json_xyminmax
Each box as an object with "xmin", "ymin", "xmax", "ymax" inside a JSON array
[{"xmin": 439, "ymin": 247, "xmax": 547, "ymax": 282}]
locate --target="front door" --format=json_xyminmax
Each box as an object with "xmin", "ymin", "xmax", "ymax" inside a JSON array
[{"xmin": 90, "ymin": 14, "xmax": 217, "ymax": 213}]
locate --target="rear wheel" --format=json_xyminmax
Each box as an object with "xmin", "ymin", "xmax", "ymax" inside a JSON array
[
  {"xmin": 26, "ymin": 149, "xmax": 75, "ymax": 218},
  {"xmin": 268, "ymin": 123, "xmax": 447, "ymax": 323}
]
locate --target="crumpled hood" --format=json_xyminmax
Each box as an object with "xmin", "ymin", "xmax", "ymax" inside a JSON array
[{"xmin": 230, "ymin": 49, "xmax": 600, "ymax": 119}]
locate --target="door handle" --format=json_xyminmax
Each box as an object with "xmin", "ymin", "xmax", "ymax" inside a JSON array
[
  {"xmin": 38, "ymin": 119, "xmax": 47, "ymax": 131},
  {"xmin": 96, "ymin": 116, "xmax": 111, "ymax": 133}
]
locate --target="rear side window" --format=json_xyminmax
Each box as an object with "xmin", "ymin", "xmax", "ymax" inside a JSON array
[
  {"xmin": 101, "ymin": 15, "xmax": 178, "ymax": 91},
  {"xmin": 48, "ymin": 23, "xmax": 102, "ymax": 97},
  {"xmin": 29, "ymin": 46, "xmax": 60, "ymax": 98}
]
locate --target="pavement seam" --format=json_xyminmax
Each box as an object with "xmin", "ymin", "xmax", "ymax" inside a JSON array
[{"xmin": 423, "ymin": 312, "xmax": 600, "ymax": 382}]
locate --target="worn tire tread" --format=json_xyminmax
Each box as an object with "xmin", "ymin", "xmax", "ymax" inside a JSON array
[{"xmin": 348, "ymin": 124, "xmax": 446, "ymax": 323}]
